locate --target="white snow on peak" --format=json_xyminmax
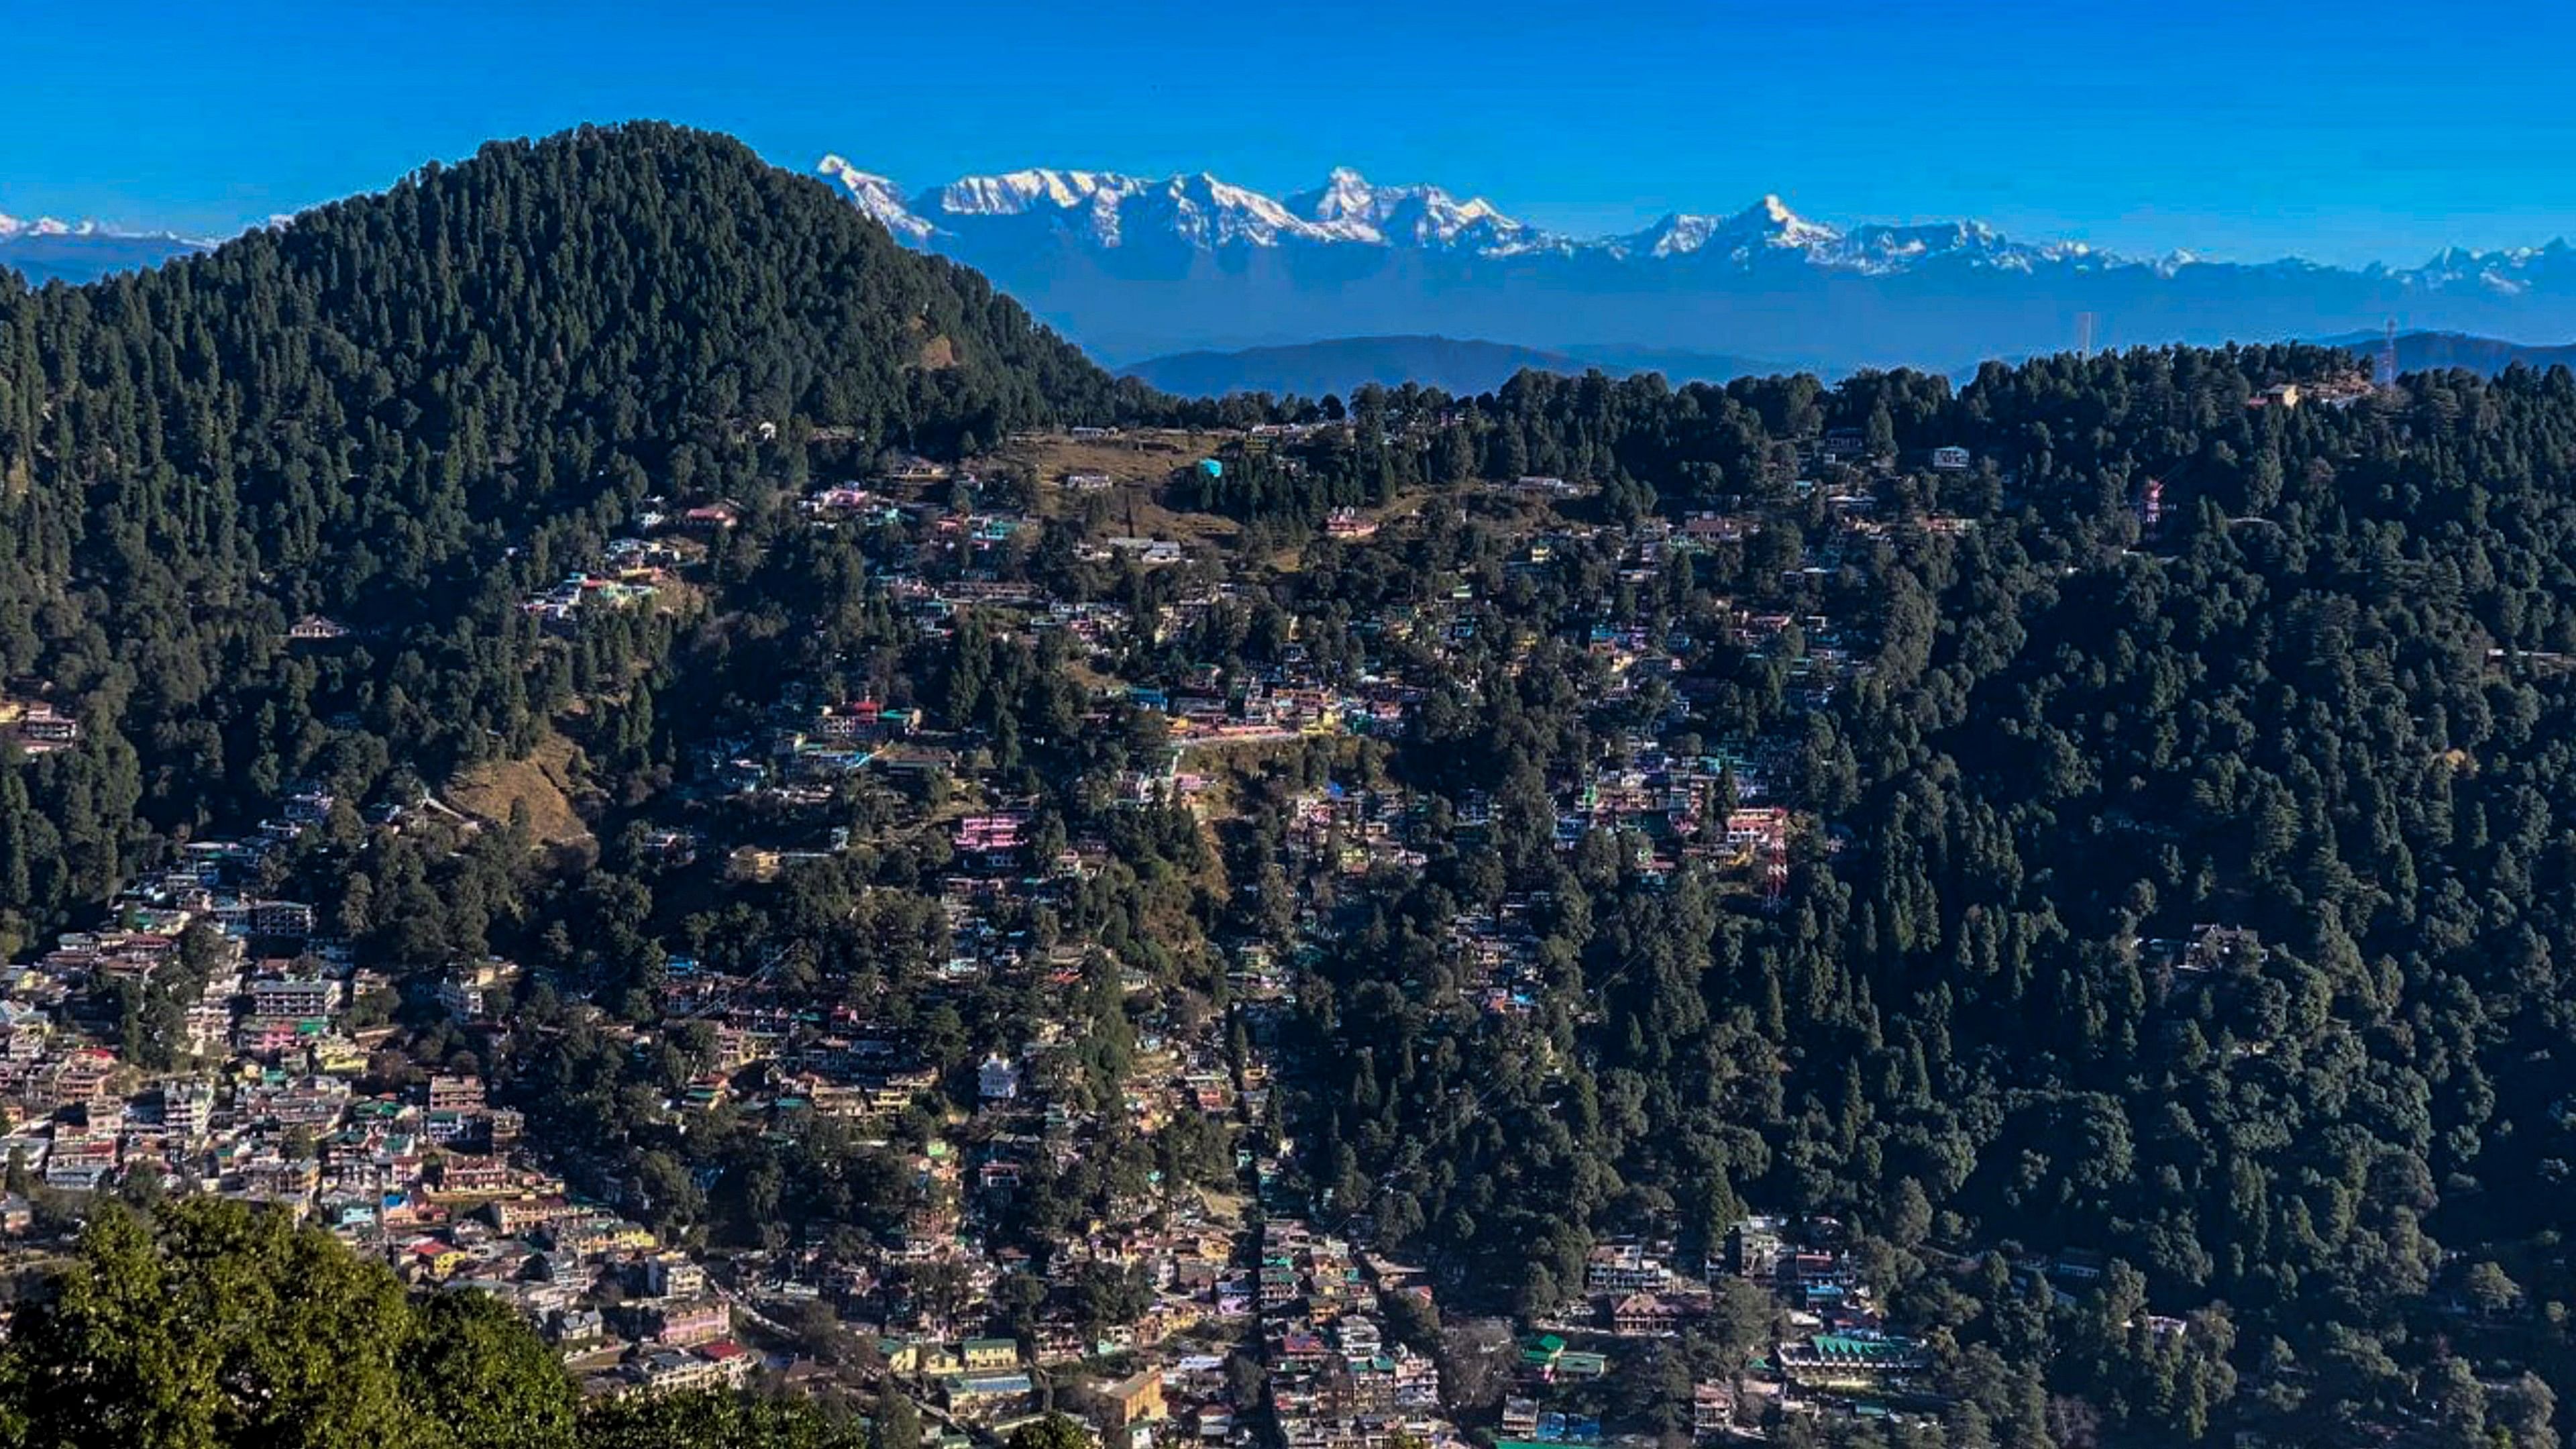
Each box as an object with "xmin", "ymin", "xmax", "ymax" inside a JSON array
[
  {"xmin": 1628, "ymin": 214, "xmax": 1722, "ymax": 258},
  {"xmin": 0, "ymin": 215, "xmax": 133, "ymax": 242},
  {"xmin": 1301, "ymin": 167, "xmax": 1381, "ymax": 224},
  {"xmin": 1284, "ymin": 167, "xmax": 1526, "ymax": 246},
  {"xmin": 1730, "ymin": 195, "xmax": 1841, "ymax": 250},
  {"xmin": 869, "ymin": 161, "xmax": 1537, "ymax": 252},
  {"xmin": 907, "ymin": 168, "xmax": 1187, "ymax": 248},
  {"xmin": 2397, "ymin": 241, "xmax": 2576, "ymax": 296},
  {"xmin": 0, "ymin": 215, "xmax": 78, "ymax": 239},
  {"xmin": 810, "ymin": 152, "xmax": 2576, "ymax": 291},
  {"xmin": 815, "ymin": 155, "xmax": 935, "ymax": 242},
  {"xmin": 1188, "ymin": 172, "xmax": 1308, "ymax": 241},
  {"xmin": 818, "ymin": 156, "xmax": 2161, "ymax": 276},
  {"xmin": 1113, "ymin": 172, "xmax": 1309, "ymax": 249},
  {"xmin": 932, "ymin": 168, "xmax": 1148, "ymax": 217},
  {"xmin": 1615, "ymin": 197, "xmax": 1847, "ymax": 263},
  {"xmin": 0, "ymin": 210, "xmax": 248, "ymax": 252}
]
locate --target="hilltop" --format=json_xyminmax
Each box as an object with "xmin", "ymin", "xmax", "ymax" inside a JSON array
[{"xmin": 2317, "ymin": 327, "xmax": 2576, "ymax": 374}]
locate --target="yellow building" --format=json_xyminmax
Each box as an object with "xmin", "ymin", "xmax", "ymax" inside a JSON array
[{"xmin": 1095, "ymin": 1370, "xmax": 1166, "ymax": 1427}]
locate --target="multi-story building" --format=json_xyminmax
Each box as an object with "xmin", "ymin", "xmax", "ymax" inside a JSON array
[
  {"xmin": 427, "ymin": 1074, "xmax": 486, "ymax": 1114},
  {"xmin": 643, "ymin": 1297, "xmax": 731, "ymax": 1348},
  {"xmin": 1585, "ymin": 1240, "xmax": 1668, "ymax": 1294},
  {"xmin": 437, "ymin": 959, "xmax": 521, "ymax": 1024},
  {"xmin": 161, "ymin": 1079, "xmax": 217, "ymax": 1139},
  {"xmin": 641, "ymin": 1254, "xmax": 706, "ymax": 1299},
  {"xmin": 250, "ymin": 977, "xmax": 335, "ymax": 1020}
]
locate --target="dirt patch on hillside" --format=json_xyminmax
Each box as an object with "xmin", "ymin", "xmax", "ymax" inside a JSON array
[
  {"xmin": 999, "ymin": 432, "xmax": 1248, "ymax": 550},
  {"xmin": 447, "ymin": 733, "xmax": 596, "ymax": 848},
  {"xmin": 1001, "ymin": 433, "xmax": 1203, "ymax": 488}
]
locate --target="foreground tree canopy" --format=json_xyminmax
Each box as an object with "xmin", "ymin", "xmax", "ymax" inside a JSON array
[{"xmin": 0, "ymin": 1199, "xmax": 858, "ymax": 1448}]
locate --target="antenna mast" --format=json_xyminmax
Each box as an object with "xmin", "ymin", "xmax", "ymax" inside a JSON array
[
  {"xmin": 2375, "ymin": 317, "xmax": 2400, "ymax": 389},
  {"xmin": 2076, "ymin": 312, "xmax": 2097, "ymax": 359}
]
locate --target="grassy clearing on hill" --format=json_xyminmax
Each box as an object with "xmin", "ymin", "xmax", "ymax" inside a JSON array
[
  {"xmin": 1001, "ymin": 431, "xmax": 1246, "ymax": 551},
  {"xmin": 446, "ymin": 731, "xmax": 596, "ymax": 849}
]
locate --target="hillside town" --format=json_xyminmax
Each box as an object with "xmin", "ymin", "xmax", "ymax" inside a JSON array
[{"xmin": 0, "ymin": 410, "xmax": 2224, "ymax": 1444}]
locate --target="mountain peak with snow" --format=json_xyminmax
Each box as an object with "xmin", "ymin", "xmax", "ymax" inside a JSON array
[
  {"xmin": 930, "ymin": 168, "xmax": 1147, "ymax": 218},
  {"xmin": 1299, "ymin": 167, "xmax": 1382, "ymax": 224},
  {"xmin": 0, "ymin": 214, "xmax": 209, "ymax": 286},
  {"xmin": 820, "ymin": 157, "xmax": 2118, "ymax": 277},
  {"xmin": 816, "ymin": 155, "xmax": 934, "ymax": 242},
  {"xmin": 0, "ymin": 215, "xmax": 86, "ymax": 239},
  {"xmin": 1625, "ymin": 213, "xmax": 1721, "ymax": 258},
  {"xmin": 0, "ymin": 213, "xmax": 205, "ymax": 244},
  {"xmin": 1613, "ymin": 195, "xmax": 1836, "ymax": 262},
  {"xmin": 1282, "ymin": 168, "xmax": 1525, "ymax": 247},
  {"xmin": 1725, "ymin": 194, "xmax": 1840, "ymax": 249}
]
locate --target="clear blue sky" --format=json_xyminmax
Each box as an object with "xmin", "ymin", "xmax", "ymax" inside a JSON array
[{"xmin": 7, "ymin": 0, "xmax": 2575, "ymax": 266}]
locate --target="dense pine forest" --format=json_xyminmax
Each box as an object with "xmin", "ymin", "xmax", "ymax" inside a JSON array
[
  {"xmin": 3, "ymin": 122, "xmax": 2576, "ymax": 1448},
  {"xmin": 0, "ymin": 121, "xmax": 1152, "ymax": 955},
  {"xmin": 1267, "ymin": 358, "xmax": 2576, "ymax": 1443}
]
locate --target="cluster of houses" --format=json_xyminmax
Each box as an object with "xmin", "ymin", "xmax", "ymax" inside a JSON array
[
  {"xmin": 521, "ymin": 567, "xmax": 668, "ymax": 629},
  {"xmin": 0, "ymin": 912, "xmax": 752, "ymax": 1397},
  {"xmin": 382, "ymin": 1169, "xmax": 758, "ymax": 1399},
  {"xmin": 1256, "ymin": 1216, "xmax": 1456, "ymax": 1449},
  {"xmin": 0, "ymin": 763, "xmax": 771, "ymax": 1397},
  {"xmin": 621, "ymin": 943, "xmax": 1265, "ymax": 1355}
]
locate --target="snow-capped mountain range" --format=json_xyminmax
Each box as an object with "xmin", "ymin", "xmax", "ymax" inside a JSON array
[
  {"xmin": 0, "ymin": 215, "xmax": 206, "ymax": 286},
  {"xmin": 820, "ymin": 155, "xmax": 2108, "ymax": 270},
  {"xmin": 817, "ymin": 155, "xmax": 2576, "ymax": 369},
  {"xmin": 1, "ymin": 215, "xmax": 91, "ymax": 239}
]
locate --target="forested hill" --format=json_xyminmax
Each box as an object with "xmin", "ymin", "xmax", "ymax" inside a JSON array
[{"xmin": 0, "ymin": 123, "xmax": 1149, "ymax": 948}]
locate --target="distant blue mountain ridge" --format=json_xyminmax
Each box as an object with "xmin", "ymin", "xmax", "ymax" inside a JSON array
[
  {"xmin": 1122, "ymin": 331, "xmax": 2576, "ymax": 398},
  {"xmin": 1118, "ymin": 336, "xmax": 1779, "ymax": 398}
]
